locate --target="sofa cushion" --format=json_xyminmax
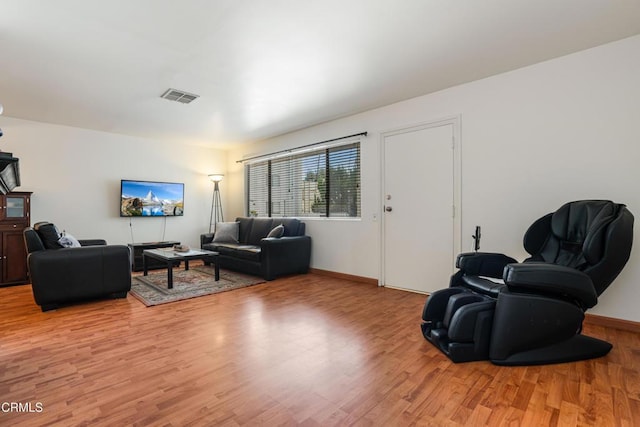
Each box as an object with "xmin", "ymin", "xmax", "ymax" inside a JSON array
[
  {"xmin": 214, "ymin": 244, "xmax": 241, "ymax": 257},
  {"xmin": 247, "ymin": 219, "xmax": 274, "ymax": 245},
  {"xmin": 209, "ymin": 243, "xmax": 261, "ymax": 262},
  {"xmin": 237, "ymin": 217, "xmax": 254, "ymax": 244},
  {"xmin": 231, "ymin": 245, "xmax": 262, "ymax": 262},
  {"xmin": 35, "ymin": 222, "xmax": 63, "ymax": 249},
  {"xmin": 213, "ymin": 222, "xmax": 239, "ymax": 243},
  {"xmin": 267, "ymin": 224, "xmax": 284, "ymax": 238},
  {"xmin": 279, "ymin": 218, "xmax": 302, "ymax": 236}
]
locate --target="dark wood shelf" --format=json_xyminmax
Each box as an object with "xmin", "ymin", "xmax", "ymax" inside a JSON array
[
  {"xmin": 128, "ymin": 241, "xmax": 180, "ymax": 272},
  {"xmin": 0, "ymin": 192, "xmax": 32, "ymax": 286}
]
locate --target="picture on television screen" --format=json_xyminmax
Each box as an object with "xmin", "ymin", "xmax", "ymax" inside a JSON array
[{"xmin": 120, "ymin": 180, "xmax": 184, "ymax": 217}]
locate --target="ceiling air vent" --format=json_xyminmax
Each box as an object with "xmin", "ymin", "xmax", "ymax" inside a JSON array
[{"xmin": 160, "ymin": 88, "xmax": 199, "ymax": 104}]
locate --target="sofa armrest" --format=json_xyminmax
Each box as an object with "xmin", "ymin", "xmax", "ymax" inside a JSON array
[
  {"xmin": 503, "ymin": 262, "xmax": 597, "ymax": 309},
  {"xmin": 79, "ymin": 239, "xmax": 107, "ymax": 246},
  {"xmin": 260, "ymin": 236, "xmax": 311, "ymax": 280},
  {"xmin": 200, "ymin": 233, "xmax": 215, "ymax": 247},
  {"xmin": 28, "ymin": 245, "xmax": 132, "ymax": 307},
  {"xmin": 456, "ymin": 252, "xmax": 518, "ymax": 278}
]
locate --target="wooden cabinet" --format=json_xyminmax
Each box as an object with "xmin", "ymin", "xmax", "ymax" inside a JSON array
[{"xmin": 0, "ymin": 192, "xmax": 31, "ymax": 286}]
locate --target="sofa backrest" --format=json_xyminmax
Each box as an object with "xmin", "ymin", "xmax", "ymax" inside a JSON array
[
  {"xmin": 23, "ymin": 227, "xmax": 46, "ymax": 253},
  {"xmin": 235, "ymin": 217, "xmax": 305, "ymax": 245},
  {"xmin": 279, "ymin": 218, "xmax": 305, "ymax": 236},
  {"xmin": 237, "ymin": 217, "xmax": 256, "ymax": 244}
]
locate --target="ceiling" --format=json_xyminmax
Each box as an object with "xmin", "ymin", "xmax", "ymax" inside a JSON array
[{"xmin": 1, "ymin": 1, "xmax": 640, "ymax": 148}]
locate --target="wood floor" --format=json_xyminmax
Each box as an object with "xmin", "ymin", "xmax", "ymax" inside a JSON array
[{"xmin": 1, "ymin": 272, "xmax": 639, "ymax": 426}]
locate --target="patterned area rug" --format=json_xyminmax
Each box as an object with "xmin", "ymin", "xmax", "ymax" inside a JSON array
[{"xmin": 130, "ymin": 266, "xmax": 265, "ymax": 307}]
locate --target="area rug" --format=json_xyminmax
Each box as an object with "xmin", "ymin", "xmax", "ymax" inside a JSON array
[{"xmin": 130, "ymin": 266, "xmax": 265, "ymax": 307}]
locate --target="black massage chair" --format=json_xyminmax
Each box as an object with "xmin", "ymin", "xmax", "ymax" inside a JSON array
[{"xmin": 421, "ymin": 200, "xmax": 633, "ymax": 365}]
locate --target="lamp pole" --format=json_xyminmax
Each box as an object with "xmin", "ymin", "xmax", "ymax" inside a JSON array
[{"xmin": 208, "ymin": 174, "xmax": 224, "ymax": 233}]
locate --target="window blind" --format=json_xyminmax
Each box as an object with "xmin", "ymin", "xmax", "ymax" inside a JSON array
[{"xmin": 246, "ymin": 139, "xmax": 361, "ymax": 218}]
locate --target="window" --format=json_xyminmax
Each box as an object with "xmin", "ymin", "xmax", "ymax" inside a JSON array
[{"xmin": 246, "ymin": 140, "xmax": 361, "ymax": 218}]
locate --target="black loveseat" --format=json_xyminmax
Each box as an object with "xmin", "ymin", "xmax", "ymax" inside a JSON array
[
  {"xmin": 200, "ymin": 217, "xmax": 311, "ymax": 280},
  {"xmin": 24, "ymin": 222, "xmax": 131, "ymax": 311}
]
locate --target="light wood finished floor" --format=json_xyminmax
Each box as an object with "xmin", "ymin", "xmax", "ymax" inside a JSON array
[{"xmin": 1, "ymin": 272, "xmax": 639, "ymax": 426}]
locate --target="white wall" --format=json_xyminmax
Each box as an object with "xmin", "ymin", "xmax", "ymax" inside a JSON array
[
  {"xmin": 2, "ymin": 35, "xmax": 638, "ymax": 321},
  {"xmin": 0, "ymin": 117, "xmax": 227, "ymax": 249},
  {"xmin": 228, "ymin": 35, "xmax": 640, "ymax": 322}
]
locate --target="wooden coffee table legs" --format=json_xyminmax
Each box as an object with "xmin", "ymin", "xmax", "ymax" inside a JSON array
[
  {"xmin": 143, "ymin": 255, "xmax": 178, "ymax": 289},
  {"xmin": 143, "ymin": 253, "xmax": 220, "ymax": 289}
]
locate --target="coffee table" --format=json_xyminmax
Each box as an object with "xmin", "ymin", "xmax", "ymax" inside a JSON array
[{"xmin": 142, "ymin": 248, "xmax": 219, "ymax": 289}]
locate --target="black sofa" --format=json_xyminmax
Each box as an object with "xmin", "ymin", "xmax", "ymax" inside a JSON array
[
  {"xmin": 200, "ymin": 217, "xmax": 311, "ymax": 280},
  {"xmin": 24, "ymin": 222, "xmax": 131, "ymax": 311}
]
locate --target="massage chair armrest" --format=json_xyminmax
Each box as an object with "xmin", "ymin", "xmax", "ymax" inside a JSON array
[
  {"xmin": 79, "ymin": 239, "xmax": 107, "ymax": 246},
  {"xmin": 503, "ymin": 263, "xmax": 598, "ymax": 309},
  {"xmin": 200, "ymin": 233, "xmax": 215, "ymax": 246},
  {"xmin": 456, "ymin": 252, "xmax": 518, "ymax": 278},
  {"xmin": 260, "ymin": 236, "xmax": 311, "ymax": 280}
]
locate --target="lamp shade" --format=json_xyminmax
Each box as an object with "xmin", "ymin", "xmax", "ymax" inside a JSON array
[{"xmin": 208, "ymin": 174, "xmax": 224, "ymax": 182}]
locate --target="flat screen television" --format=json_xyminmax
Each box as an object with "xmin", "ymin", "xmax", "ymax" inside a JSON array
[{"xmin": 120, "ymin": 180, "xmax": 184, "ymax": 217}]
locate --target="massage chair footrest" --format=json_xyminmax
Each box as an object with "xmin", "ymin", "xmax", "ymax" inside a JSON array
[
  {"xmin": 423, "ymin": 326, "xmax": 490, "ymax": 363},
  {"xmin": 490, "ymin": 334, "xmax": 612, "ymax": 366}
]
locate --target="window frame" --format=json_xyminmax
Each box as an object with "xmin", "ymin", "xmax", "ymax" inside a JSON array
[{"xmin": 245, "ymin": 139, "xmax": 362, "ymax": 219}]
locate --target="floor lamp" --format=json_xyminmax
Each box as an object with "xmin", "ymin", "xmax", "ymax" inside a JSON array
[{"xmin": 208, "ymin": 174, "xmax": 224, "ymax": 233}]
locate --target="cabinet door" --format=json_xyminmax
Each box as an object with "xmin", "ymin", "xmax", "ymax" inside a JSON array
[
  {"xmin": 2, "ymin": 230, "xmax": 29, "ymax": 284},
  {"xmin": 3, "ymin": 195, "xmax": 29, "ymax": 221}
]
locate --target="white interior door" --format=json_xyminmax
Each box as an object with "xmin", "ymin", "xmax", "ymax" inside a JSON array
[{"xmin": 382, "ymin": 121, "xmax": 459, "ymax": 293}]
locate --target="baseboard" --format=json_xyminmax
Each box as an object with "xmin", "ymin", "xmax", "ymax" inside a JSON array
[
  {"xmin": 307, "ymin": 270, "xmax": 640, "ymax": 333},
  {"xmin": 309, "ymin": 268, "xmax": 378, "ymax": 286},
  {"xmin": 584, "ymin": 313, "xmax": 640, "ymax": 333}
]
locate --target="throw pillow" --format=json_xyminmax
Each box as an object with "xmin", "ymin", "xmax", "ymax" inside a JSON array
[
  {"xmin": 35, "ymin": 223, "xmax": 63, "ymax": 249},
  {"xmin": 58, "ymin": 233, "xmax": 81, "ymax": 248},
  {"xmin": 213, "ymin": 222, "xmax": 239, "ymax": 243},
  {"xmin": 266, "ymin": 224, "xmax": 284, "ymax": 238}
]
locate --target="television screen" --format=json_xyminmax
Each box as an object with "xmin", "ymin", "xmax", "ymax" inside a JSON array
[{"xmin": 120, "ymin": 180, "xmax": 184, "ymax": 217}]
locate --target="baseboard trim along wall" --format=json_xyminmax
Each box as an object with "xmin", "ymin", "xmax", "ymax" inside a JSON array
[
  {"xmin": 308, "ymin": 268, "xmax": 378, "ymax": 286},
  {"xmin": 584, "ymin": 313, "xmax": 640, "ymax": 334},
  {"xmin": 307, "ymin": 269, "xmax": 640, "ymax": 333}
]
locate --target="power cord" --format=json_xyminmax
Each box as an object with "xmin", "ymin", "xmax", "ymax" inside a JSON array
[{"xmin": 129, "ymin": 217, "xmax": 135, "ymax": 244}]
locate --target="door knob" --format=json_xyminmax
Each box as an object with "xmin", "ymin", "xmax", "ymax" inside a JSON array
[{"xmin": 385, "ymin": 206, "xmax": 393, "ymax": 212}]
